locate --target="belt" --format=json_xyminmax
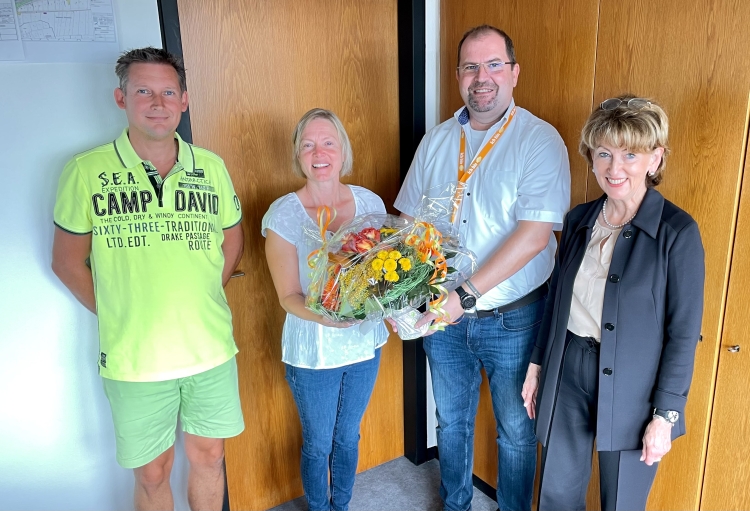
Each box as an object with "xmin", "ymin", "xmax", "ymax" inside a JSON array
[{"xmin": 467, "ymin": 282, "xmax": 549, "ymax": 318}]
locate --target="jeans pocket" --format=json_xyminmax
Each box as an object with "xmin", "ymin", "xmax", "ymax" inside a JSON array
[
  {"xmin": 500, "ymin": 301, "xmax": 544, "ymax": 332},
  {"xmin": 284, "ymin": 364, "xmax": 296, "ymax": 384}
]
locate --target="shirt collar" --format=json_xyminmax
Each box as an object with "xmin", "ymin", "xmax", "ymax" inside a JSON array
[
  {"xmin": 576, "ymin": 188, "xmax": 664, "ymax": 238},
  {"xmin": 113, "ymin": 127, "xmax": 195, "ymax": 173},
  {"xmin": 454, "ymin": 98, "xmax": 516, "ymax": 128}
]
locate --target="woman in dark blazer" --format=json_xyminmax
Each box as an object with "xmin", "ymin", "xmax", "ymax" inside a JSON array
[{"xmin": 521, "ymin": 95, "xmax": 705, "ymax": 510}]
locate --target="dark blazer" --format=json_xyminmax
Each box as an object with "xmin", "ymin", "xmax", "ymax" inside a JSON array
[{"xmin": 531, "ymin": 188, "xmax": 705, "ymax": 452}]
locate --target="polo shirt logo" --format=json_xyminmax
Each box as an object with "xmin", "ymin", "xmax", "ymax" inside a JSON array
[
  {"xmin": 174, "ymin": 189, "xmax": 220, "ymax": 215},
  {"xmin": 98, "ymin": 171, "xmax": 138, "ymax": 187},
  {"xmin": 100, "ymin": 352, "xmax": 107, "ymax": 368},
  {"xmin": 184, "ymin": 168, "xmax": 205, "ymax": 178}
]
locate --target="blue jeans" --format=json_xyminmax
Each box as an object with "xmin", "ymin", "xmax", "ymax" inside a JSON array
[
  {"xmin": 285, "ymin": 349, "xmax": 381, "ymax": 511},
  {"xmin": 424, "ymin": 298, "xmax": 544, "ymax": 511}
]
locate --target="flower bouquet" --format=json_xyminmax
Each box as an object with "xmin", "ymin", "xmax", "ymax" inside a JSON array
[{"xmin": 305, "ymin": 185, "xmax": 476, "ymax": 340}]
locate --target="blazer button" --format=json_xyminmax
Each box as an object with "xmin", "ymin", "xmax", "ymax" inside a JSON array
[
  {"xmin": 603, "ymin": 368, "xmax": 613, "ymax": 376},
  {"xmin": 609, "ymin": 274, "xmax": 620, "ymax": 283},
  {"xmin": 623, "ymin": 230, "xmax": 633, "ymax": 239},
  {"xmin": 605, "ymin": 323, "xmax": 615, "ymax": 331}
]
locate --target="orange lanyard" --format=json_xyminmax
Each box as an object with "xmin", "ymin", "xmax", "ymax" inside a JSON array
[{"xmin": 451, "ymin": 107, "xmax": 516, "ymax": 222}]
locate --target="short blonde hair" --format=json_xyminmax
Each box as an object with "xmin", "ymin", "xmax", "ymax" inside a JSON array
[
  {"xmin": 579, "ymin": 94, "xmax": 670, "ymax": 187},
  {"xmin": 291, "ymin": 108, "xmax": 353, "ymax": 179}
]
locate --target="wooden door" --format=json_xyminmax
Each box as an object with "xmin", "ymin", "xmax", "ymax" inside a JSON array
[
  {"xmin": 589, "ymin": 1, "xmax": 750, "ymax": 508},
  {"xmin": 176, "ymin": 2, "xmax": 403, "ymax": 509},
  {"xmin": 440, "ymin": 0, "xmax": 601, "ymax": 506},
  {"xmin": 700, "ymin": 139, "xmax": 750, "ymax": 510}
]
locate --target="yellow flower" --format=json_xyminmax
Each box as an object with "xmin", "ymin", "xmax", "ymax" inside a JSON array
[
  {"xmin": 398, "ymin": 257, "xmax": 412, "ymax": 271},
  {"xmin": 371, "ymin": 258, "xmax": 384, "ymax": 271},
  {"xmin": 384, "ymin": 271, "xmax": 400, "ymax": 282},
  {"xmin": 388, "ymin": 250, "xmax": 402, "ymax": 260},
  {"xmin": 380, "ymin": 227, "xmax": 397, "ymax": 236},
  {"xmin": 370, "ymin": 265, "xmax": 384, "ymax": 281},
  {"xmin": 377, "ymin": 250, "xmax": 389, "ymax": 260},
  {"xmin": 383, "ymin": 259, "xmax": 397, "ymax": 272}
]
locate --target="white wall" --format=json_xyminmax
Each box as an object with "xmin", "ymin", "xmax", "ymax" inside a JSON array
[{"xmin": 0, "ymin": 2, "xmax": 193, "ymax": 510}]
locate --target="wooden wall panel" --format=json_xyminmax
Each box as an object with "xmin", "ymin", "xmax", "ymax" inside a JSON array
[
  {"xmin": 700, "ymin": 140, "xmax": 750, "ymax": 510},
  {"xmin": 176, "ymin": 1, "xmax": 403, "ymax": 509},
  {"xmin": 440, "ymin": 0, "xmax": 601, "ymax": 504},
  {"xmin": 590, "ymin": 1, "xmax": 750, "ymax": 508}
]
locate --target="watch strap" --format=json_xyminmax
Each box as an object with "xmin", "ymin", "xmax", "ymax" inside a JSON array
[{"xmin": 455, "ymin": 285, "xmax": 469, "ymax": 299}]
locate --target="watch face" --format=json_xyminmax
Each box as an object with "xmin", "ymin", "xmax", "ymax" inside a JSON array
[
  {"xmin": 655, "ymin": 408, "xmax": 679, "ymax": 423},
  {"xmin": 461, "ymin": 295, "xmax": 476, "ymax": 309}
]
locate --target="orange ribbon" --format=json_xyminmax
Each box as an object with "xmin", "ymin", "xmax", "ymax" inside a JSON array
[
  {"xmin": 405, "ymin": 221, "xmax": 453, "ymax": 320},
  {"xmin": 307, "ymin": 206, "xmax": 336, "ymax": 269},
  {"xmin": 451, "ymin": 107, "xmax": 516, "ymax": 223}
]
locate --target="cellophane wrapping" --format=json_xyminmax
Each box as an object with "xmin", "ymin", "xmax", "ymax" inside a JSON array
[{"xmin": 305, "ymin": 183, "xmax": 477, "ymax": 340}]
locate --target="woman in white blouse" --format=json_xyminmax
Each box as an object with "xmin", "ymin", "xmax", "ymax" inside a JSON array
[
  {"xmin": 262, "ymin": 108, "xmax": 388, "ymax": 511},
  {"xmin": 521, "ymin": 96, "xmax": 704, "ymax": 510}
]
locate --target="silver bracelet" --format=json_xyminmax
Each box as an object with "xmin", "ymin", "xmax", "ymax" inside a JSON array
[{"xmin": 465, "ymin": 279, "xmax": 482, "ymax": 298}]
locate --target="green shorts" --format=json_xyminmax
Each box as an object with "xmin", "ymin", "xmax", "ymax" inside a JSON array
[{"xmin": 102, "ymin": 356, "xmax": 245, "ymax": 469}]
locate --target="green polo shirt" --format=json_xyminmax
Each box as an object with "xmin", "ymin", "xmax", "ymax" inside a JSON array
[{"xmin": 54, "ymin": 128, "xmax": 242, "ymax": 382}]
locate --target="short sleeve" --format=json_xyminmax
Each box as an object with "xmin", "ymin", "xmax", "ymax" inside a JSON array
[
  {"xmin": 215, "ymin": 159, "xmax": 242, "ymax": 229},
  {"xmin": 261, "ymin": 194, "xmax": 300, "ymax": 245},
  {"xmin": 394, "ymin": 134, "xmax": 428, "ymax": 217},
  {"xmin": 352, "ymin": 185, "xmax": 386, "ymax": 216},
  {"xmin": 516, "ymin": 127, "xmax": 571, "ymax": 230},
  {"xmin": 53, "ymin": 158, "xmax": 93, "ymax": 234}
]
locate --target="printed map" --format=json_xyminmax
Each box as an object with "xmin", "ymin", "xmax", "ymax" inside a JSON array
[{"xmin": 15, "ymin": 0, "xmax": 115, "ymax": 42}]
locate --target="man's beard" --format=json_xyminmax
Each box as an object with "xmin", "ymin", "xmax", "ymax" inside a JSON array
[{"xmin": 467, "ymin": 81, "xmax": 498, "ymax": 112}]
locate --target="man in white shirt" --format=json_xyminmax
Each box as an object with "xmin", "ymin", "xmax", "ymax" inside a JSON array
[{"xmin": 394, "ymin": 25, "xmax": 570, "ymax": 511}]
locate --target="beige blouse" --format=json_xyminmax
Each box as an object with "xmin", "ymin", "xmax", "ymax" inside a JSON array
[{"xmin": 567, "ymin": 219, "xmax": 622, "ymax": 342}]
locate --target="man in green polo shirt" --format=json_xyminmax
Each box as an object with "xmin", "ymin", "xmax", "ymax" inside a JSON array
[{"xmin": 52, "ymin": 47, "xmax": 244, "ymax": 511}]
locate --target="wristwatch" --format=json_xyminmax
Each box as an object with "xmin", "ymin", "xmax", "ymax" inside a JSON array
[
  {"xmin": 455, "ymin": 286, "xmax": 477, "ymax": 310},
  {"xmin": 653, "ymin": 408, "xmax": 679, "ymax": 425}
]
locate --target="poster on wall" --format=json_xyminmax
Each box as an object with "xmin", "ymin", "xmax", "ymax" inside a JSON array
[
  {"xmin": 0, "ymin": 0, "xmax": 24, "ymax": 60},
  {"xmin": 2, "ymin": 0, "xmax": 120, "ymax": 62}
]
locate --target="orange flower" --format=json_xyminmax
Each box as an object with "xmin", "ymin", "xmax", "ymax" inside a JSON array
[
  {"xmin": 340, "ymin": 233, "xmax": 359, "ymax": 253},
  {"xmin": 321, "ymin": 265, "xmax": 341, "ymax": 310},
  {"xmin": 354, "ymin": 237, "xmax": 376, "ymax": 253},
  {"xmin": 360, "ymin": 227, "xmax": 381, "ymax": 242}
]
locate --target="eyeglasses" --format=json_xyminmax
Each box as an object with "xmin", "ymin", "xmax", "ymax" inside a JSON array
[
  {"xmin": 457, "ymin": 61, "xmax": 515, "ymax": 76},
  {"xmin": 600, "ymin": 98, "xmax": 652, "ymax": 111}
]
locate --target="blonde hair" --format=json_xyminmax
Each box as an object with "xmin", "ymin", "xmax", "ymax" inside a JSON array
[
  {"xmin": 291, "ymin": 108, "xmax": 353, "ymax": 179},
  {"xmin": 579, "ymin": 94, "xmax": 670, "ymax": 187}
]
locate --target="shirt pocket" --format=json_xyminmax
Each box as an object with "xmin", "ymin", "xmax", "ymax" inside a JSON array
[{"xmin": 474, "ymin": 168, "xmax": 518, "ymax": 218}]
